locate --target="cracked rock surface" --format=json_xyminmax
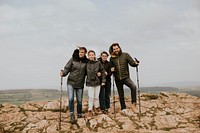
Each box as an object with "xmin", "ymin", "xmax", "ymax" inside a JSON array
[{"xmin": 0, "ymin": 92, "xmax": 199, "ymax": 133}]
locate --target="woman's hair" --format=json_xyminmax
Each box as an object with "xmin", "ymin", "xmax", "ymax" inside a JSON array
[
  {"xmin": 88, "ymin": 50, "xmax": 96, "ymax": 55},
  {"xmin": 88, "ymin": 50, "xmax": 96, "ymax": 60}
]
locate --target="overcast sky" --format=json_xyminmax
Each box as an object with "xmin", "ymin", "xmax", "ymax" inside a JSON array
[{"xmin": 0, "ymin": 0, "xmax": 200, "ymax": 89}]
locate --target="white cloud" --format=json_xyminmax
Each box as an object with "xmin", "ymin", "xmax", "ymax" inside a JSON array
[{"xmin": 0, "ymin": 0, "xmax": 200, "ymax": 89}]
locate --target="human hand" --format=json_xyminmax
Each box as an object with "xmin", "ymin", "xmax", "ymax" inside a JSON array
[
  {"xmin": 60, "ymin": 70, "xmax": 64, "ymax": 77},
  {"xmin": 134, "ymin": 58, "xmax": 140, "ymax": 63},
  {"xmin": 97, "ymin": 72, "xmax": 101, "ymax": 77},
  {"xmin": 101, "ymin": 83, "xmax": 105, "ymax": 86},
  {"xmin": 105, "ymin": 71, "xmax": 108, "ymax": 76},
  {"xmin": 111, "ymin": 67, "xmax": 115, "ymax": 72}
]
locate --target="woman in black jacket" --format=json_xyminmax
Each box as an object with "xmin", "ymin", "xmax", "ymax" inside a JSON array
[{"xmin": 98, "ymin": 51, "xmax": 112, "ymax": 114}]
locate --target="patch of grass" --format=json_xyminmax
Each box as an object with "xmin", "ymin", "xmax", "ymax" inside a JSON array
[
  {"xmin": 171, "ymin": 93, "xmax": 178, "ymax": 97},
  {"xmin": 141, "ymin": 94, "xmax": 159, "ymax": 100},
  {"xmin": 135, "ymin": 124, "xmax": 143, "ymax": 129},
  {"xmin": 161, "ymin": 100, "xmax": 168, "ymax": 105},
  {"xmin": 85, "ymin": 120, "xmax": 90, "ymax": 128},
  {"xmin": 160, "ymin": 92, "xmax": 169, "ymax": 98},
  {"xmin": 85, "ymin": 120, "xmax": 98, "ymax": 132},
  {"xmin": 59, "ymin": 131, "xmax": 66, "ymax": 133},
  {"xmin": 166, "ymin": 112, "xmax": 171, "ymax": 115},
  {"xmin": 161, "ymin": 127, "xmax": 176, "ymax": 131},
  {"xmin": 115, "ymin": 120, "xmax": 124, "ymax": 129},
  {"xmin": 148, "ymin": 120, "xmax": 157, "ymax": 130}
]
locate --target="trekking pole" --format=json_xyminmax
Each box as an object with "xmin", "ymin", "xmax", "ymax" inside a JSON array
[
  {"xmin": 136, "ymin": 66, "xmax": 141, "ymax": 115},
  {"xmin": 59, "ymin": 72, "xmax": 63, "ymax": 130},
  {"xmin": 112, "ymin": 75, "xmax": 116, "ymax": 114}
]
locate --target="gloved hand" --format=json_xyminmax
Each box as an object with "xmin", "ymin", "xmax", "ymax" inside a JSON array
[
  {"xmin": 134, "ymin": 58, "xmax": 140, "ymax": 63},
  {"xmin": 101, "ymin": 83, "xmax": 105, "ymax": 86},
  {"xmin": 60, "ymin": 70, "xmax": 64, "ymax": 77}
]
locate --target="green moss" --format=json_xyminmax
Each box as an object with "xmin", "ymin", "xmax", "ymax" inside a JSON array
[
  {"xmin": 166, "ymin": 112, "xmax": 171, "ymax": 115},
  {"xmin": 142, "ymin": 94, "xmax": 159, "ymax": 100},
  {"xmin": 161, "ymin": 127, "xmax": 176, "ymax": 131}
]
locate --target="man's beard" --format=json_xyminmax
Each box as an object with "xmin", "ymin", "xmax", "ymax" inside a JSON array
[{"xmin": 114, "ymin": 51, "xmax": 119, "ymax": 55}]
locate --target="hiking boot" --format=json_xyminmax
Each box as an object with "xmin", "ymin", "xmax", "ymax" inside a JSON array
[
  {"xmin": 105, "ymin": 109, "xmax": 109, "ymax": 114},
  {"xmin": 70, "ymin": 113, "xmax": 76, "ymax": 124},
  {"xmin": 131, "ymin": 102, "xmax": 137, "ymax": 112},
  {"xmin": 77, "ymin": 114, "xmax": 83, "ymax": 118},
  {"xmin": 102, "ymin": 110, "xmax": 107, "ymax": 114},
  {"xmin": 87, "ymin": 110, "xmax": 93, "ymax": 119},
  {"xmin": 94, "ymin": 107, "xmax": 101, "ymax": 115},
  {"xmin": 121, "ymin": 109, "xmax": 128, "ymax": 115}
]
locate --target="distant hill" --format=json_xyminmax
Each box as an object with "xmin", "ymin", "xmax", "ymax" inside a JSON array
[
  {"xmin": 139, "ymin": 86, "xmax": 179, "ymax": 92},
  {"xmin": 0, "ymin": 89, "xmax": 65, "ymax": 105},
  {"xmin": 158, "ymin": 81, "xmax": 200, "ymax": 88},
  {"xmin": 0, "ymin": 86, "xmax": 200, "ymax": 105}
]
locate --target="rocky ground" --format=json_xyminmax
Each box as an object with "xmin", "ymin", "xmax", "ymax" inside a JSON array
[{"xmin": 0, "ymin": 92, "xmax": 199, "ymax": 133}]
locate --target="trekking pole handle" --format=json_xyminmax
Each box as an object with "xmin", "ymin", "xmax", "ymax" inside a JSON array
[{"xmin": 60, "ymin": 70, "xmax": 64, "ymax": 85}]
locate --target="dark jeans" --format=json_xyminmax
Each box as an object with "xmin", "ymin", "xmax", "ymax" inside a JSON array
[
  {"xmin": 115, "ymin": 78, "xmax": 137, "ymax": 110},
  {"xmin": 67, "ymin": 85, "xmax": 83, "ymax": 115},
  {"xmin": 99, "ymin": 81, "xmax": 111, "ymax": 110}
]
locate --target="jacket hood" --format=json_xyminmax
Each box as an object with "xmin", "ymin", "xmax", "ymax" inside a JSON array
[{"xmin": 72, "ymin": 49, "xmax": 89, "ymax": 63}]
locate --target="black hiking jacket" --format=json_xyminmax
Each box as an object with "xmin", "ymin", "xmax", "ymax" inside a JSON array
[
  {"xmin": 98, "ymin": 58, "xmax": 112, "ymax": 82},
  {"xmin": 109, "ymin": 49, "xmax": 138, "ymax": 81}
]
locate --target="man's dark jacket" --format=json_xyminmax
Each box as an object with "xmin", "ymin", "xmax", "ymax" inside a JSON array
[{"xmin": 109, "ymin": 49, "xmax": 138, "ymax": 81}]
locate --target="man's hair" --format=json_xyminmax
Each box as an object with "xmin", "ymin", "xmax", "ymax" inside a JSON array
[
  {"xmin": 79, "ymin": 47, "xmax": 87, "ymax": 53},
  {"xmin": 109, "ymin": 43, "xmax": 121, "ymax": 55}
]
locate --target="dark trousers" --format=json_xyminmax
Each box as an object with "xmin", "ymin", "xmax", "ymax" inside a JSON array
[
  {"xmin": 99, "ymin": 81, "xmax": 111, "ymax": 110},
  {"xmin": 115, "ymin": 77, "xmax": 137, "ymax": 110}
]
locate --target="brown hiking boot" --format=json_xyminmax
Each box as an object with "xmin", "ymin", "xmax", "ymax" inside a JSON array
[
  {"xmin": 94, "ymin": 107, "xmax": 101, "ymax": 115},
  {"xmin": 102, "ymin": 110, "xmax": 107, "ymax": 114},
  {"xmin": 131, "ymin": 102, "xmax": 137, "ymax": 112},
  {"xmin": 105, "ymin": 109, "xmax": 109, "ymax": 114},
  {"xmin": 87, "ymin": 110, "xmax": 93, "ymax": 119}
]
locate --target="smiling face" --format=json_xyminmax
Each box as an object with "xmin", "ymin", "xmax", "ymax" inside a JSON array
[
  {"xmin": 112, "ymin": 45, "xmax": 121, "ymax": 55},
  {"xmin": 79, "ymin": 49, "xmax": 86, "ymax": 58},
  {"xmin": 101, "ymin": 53, "xmax": 108, "ymax": 62},
  {"xmin": 88, "ymin": 51, "xmax": 96, "ymax": 61}
]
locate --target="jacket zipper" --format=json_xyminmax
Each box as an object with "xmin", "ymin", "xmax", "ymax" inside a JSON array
[{"xmin": 117, "ymin": 58, "xmax": 122, "ymax": 80}]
